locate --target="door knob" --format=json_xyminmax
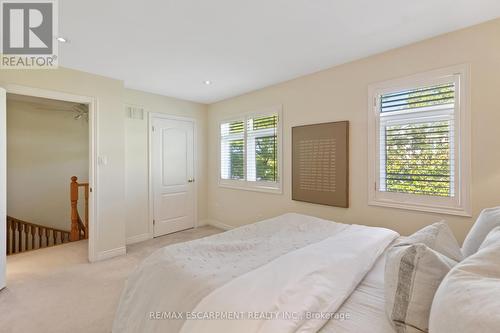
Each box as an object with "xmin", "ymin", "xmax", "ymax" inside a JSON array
[{"xmin": 188, "ymin": 178, "xmax": 195, "ymax": 183}]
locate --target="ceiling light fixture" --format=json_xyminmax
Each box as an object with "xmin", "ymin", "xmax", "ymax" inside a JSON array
[
  {"xmin": 204, "ymin": 80, "xmax": 212, "ymax": 85},
  {"xmin": 56, "ymin": 37, "xmax": 68, "ymax": 43}
]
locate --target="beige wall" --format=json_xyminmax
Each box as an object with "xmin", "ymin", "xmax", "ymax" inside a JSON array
[
  {"xmin": 7, "ymin": 100, "xmax": 88, "ymax": 231},
  {"xmin": 0, "ymin": 68, "xmax": 126, "ymax": 258},
  {"xmin": 207, "ymin": 18, "xmax": 500, "ymax": 242},
  {"xmin": 0, "ymin": 68, "xmax": 209, "ymax": 258},
  {"xmin": 123, "ymin": 89, "xmax": 208, "ymax": 243},
  {"xmin": 2, "ymin": 18, "xmax": 499, "ymax": 256}
]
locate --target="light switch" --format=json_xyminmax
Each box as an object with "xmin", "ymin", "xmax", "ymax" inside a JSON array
[{"xmin": 98, "ymin": 155, "xmax": 108, "ymax": 166}]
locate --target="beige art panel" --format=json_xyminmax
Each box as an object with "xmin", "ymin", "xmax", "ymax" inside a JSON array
[{"xmin": 292, "ymin": 121, "xmax": 349, "ymax": 208}]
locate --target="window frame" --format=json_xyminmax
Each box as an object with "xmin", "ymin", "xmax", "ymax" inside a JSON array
[
  {"xmin": 218, "ymin": 106, "xmax": 283, "ymax": 194},
  {"xmin": 367, "ymin": 65, "xmax": 471, "ymax": 216}
]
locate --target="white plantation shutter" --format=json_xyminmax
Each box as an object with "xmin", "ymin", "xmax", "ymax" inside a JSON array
[
  {"xmin": 246, "ymin": 115, "xmax": 278, "ymax": 182},
  {"xmin": 378, "ymin": 83, "xmax": 456, "ymax": 197},
  {"xmin": 219, "ymin": 111, "xmax": 280, "ymax": 190},
  {"xmin": 220, "ymin": 120, "xmax": 245, "ymax": 180},
  {"xmin": 369, "ymin": 67, "xmax": 470, "ymax": 216}
]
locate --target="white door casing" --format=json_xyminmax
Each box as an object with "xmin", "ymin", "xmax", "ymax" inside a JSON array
[
  {"xmin": 151, "ymin": 116, "xmax": 195, "ymax": 236},
  {"xmin": 3, "ymin": 84, "xmax": 98, "ymax": 262},
  {"xmin": 0, "ymin": 88, "xmax": 6, "ymax": 289}
]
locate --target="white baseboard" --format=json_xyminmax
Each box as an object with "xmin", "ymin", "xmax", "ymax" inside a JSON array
[
  {"xmin": 95, "ymin": 246, "xmax": 126, "ymax": 261},
  {"xmin": 126, "ymin": 232, "xmax": 151, "ymax": 245},
  {"xmin": 204, "ymin": 219, "xmax": 235, "ymax": 231}
]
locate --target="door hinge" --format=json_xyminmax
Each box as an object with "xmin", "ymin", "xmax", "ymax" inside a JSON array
[
  {"xmin": 152, "ymin": 126, "xmax": 155, "ymax": 132},
  {"xmin": 153, "ymin": 219, "xmax": 155, "ymax": 225},
  {"xmin": 374, "ymin": 182, "xmax": 377, "ymax": 191}
]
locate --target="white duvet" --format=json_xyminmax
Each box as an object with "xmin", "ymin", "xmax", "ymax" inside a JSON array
[{"xmin": 113, "ymin": 213, "xmax": 398, "ymax": 333}]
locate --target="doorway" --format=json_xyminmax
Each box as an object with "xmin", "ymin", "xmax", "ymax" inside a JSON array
[
  {"xmin": 6, "ymin": 93, "xmax": 89, "ymax": 247},
  {"xmin": 0, "ymin": 85, "xmax": 97, "ymax": 290},
  {"xmin": 150, "ymin": 114, "xmax": 196, "ymax": 237}
]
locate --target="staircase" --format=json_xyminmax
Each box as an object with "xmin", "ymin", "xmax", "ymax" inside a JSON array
[
  {"xmin": 6, "ymin": 216, "xmax": 71, "ymax": 254},
  {"xmin": 6, "ymin": 176, "xmax": 89, "ymax": 255},
  {"xmin": 70, "ymin": 176, "xmax": 89, "ymax": 242}
]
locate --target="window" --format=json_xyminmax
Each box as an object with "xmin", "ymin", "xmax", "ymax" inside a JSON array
[
  {"xmin": 368, "ymin": 66, "xmax": 470, "ymax": 216},
  {"xmin": 219, "ymin": 107, "xmax": 282, "ymax": 192}
]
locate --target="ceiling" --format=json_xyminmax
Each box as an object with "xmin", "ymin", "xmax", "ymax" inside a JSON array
[
  {"xmin": 7, "ymin": 93, "xmax": 83, "ymax": 110},
  {"xmin": 59, "ymin": 0, "xmax": 500, "ymax": 104}
]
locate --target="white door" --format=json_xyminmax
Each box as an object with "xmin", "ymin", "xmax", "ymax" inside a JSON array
[
  {"xmin": 152, "ymin": 116, "xmax": 195, "ymax": 237},
  {"xmin": 0, "ymin": 88, "xmax": 6, "ymax": 289}
]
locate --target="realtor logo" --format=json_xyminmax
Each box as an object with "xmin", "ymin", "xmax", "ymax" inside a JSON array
[{"xmin": 1, "ymin": 0, "xmax": 58, "ymax": 68}]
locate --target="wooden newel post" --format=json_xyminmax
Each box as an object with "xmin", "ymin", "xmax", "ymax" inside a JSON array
[{"xmin": 70, "ymin": 176, "xmax": 80, "ymax": 241}]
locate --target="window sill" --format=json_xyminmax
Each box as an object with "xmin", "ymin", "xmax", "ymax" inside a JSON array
[
  {"xmin": 218, "ymin": 181, "xmax": 283, "ymax": 195},
  {"xmin": 368, "ymin": 199, "xmax": 471, "ymax": 217}
]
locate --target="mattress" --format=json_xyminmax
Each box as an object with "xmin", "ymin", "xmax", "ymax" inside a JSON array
[{"xmin": 319, "ymin": 244, "xmax": 396, "ymax": 333}]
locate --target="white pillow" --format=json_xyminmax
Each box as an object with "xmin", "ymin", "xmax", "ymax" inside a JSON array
[
  {"xmin": 385, "ymin": 243, "xmax": 457, "ymax": 333},
  {"xmin": 478, "ymin": 226, "xmax": 500, "ymax": 251},
  {"xmin": 462, "ymin": 206, "xmax": 500, "ymax": 257},
  {"xmin": 429, "ymin": 227, "xmax": 500, "ymax": 333},
  {"xmin": 400, "ymin": 222, "xmax": 463, "ymax": 261}
]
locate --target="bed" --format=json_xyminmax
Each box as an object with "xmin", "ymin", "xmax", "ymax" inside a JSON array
[
  {"xmin": 319, "ymin": 250, "xmax": 395, "ymax": 333},
  {"xmin": 113, "ymin": 213, "xmax": 399, "ymax": 333}
]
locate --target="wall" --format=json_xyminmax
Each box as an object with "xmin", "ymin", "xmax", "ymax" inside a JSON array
[
  {"xmin": 123, "ymin": 89, "xmax": 208, "ymax": 244},
  {"xmin": 0, "ymin": 68, "xmax": 209, "ymax": 259},
  {"xmin": 0, "ymin": 68, "xmax": 125, "ymax": 260},
  {"xmin": 7, "ymin": 100, "xmax": 88, "ymax": 230},
  {"xmin": 1, "ymin": 18, "xmax": 499, "ymax": 257},
  {"xmin": 207, "ymin": 18, "xmax": 500, "ymax": 242}
]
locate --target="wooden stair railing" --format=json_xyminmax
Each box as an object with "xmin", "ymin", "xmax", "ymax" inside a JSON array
[
  {"xmin": 70, "ymin": 176, "xmax": 89, "ymax": 241},
  {"xmin": 5, "ymin": 176, "xmax": 90, "ymax": 255},
  {"xmin": 6, "ymin": 216, "xmax": 71, "ymax": 255}
]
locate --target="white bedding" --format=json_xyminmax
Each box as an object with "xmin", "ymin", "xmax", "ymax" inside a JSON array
[
  {"xmin": 113, "ymin": 213, "xmax": 398, "ymax": 333},
  {"xmin": 319, "ymin": 246, "xmax": 396, "ymax": 333}
]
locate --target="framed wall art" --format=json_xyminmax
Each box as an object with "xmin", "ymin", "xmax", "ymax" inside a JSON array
[{"xmin": 292, "ymin": 121, "xmax": 349, "ymax": 207}]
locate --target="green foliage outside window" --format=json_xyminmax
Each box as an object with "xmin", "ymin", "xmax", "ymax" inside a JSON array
[
  {"xmin": 385, "ymin": 121, "xmax": 451, "ymax": 196},
  {"xmin": 229, "ymin": 139, "xmax": 244, "ymax": 179},
  {"xmin": 383, "ymin": 83, "xmax": 454, "ymax": 197},
  {"xmin": 254, "ymin": 116, "xmax": 278, "ymax": 182},
  {"xmin": 227, "ymin": 115, "xmax": 278, "ymax": 182},
  {"xmin": 255, "ymin": 136, "xmax": 277, "ymax": 181}
]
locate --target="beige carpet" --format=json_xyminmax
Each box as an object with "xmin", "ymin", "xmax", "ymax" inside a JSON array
[{"xmin": 0, "ymin": 226, "xmax": 222, "ymax": 333}]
